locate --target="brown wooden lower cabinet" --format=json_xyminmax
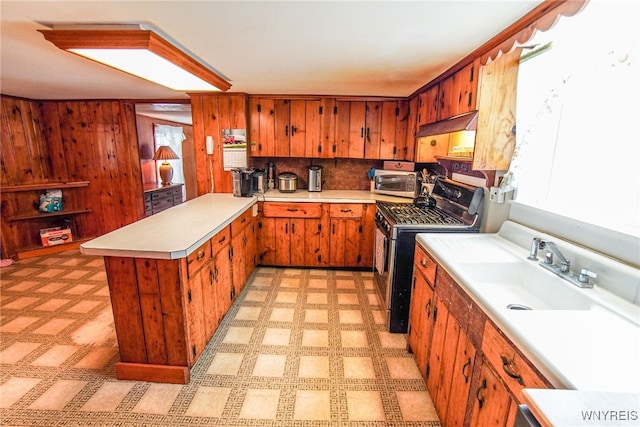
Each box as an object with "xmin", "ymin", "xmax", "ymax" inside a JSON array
[
  {"xmin": 409, "ymin": 243, "xmax": 553, "ymax": 426},
  {"xmin": 103, "ymin": 213, "xmax": 256, "ymax": 384},
  {"xmin": 258, "ymin": 201, "xmax": 374, "ymax": 269}
]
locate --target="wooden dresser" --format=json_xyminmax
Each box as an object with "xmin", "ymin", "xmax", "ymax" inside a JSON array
[{"xmin": 143, "ymin": 183, "xmax": 184, "ymax": 216}]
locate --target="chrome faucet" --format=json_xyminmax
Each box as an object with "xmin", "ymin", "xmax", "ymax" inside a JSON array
[
  {"xmin": 527, "ymin": 237, "xmax": 596, "ymax": 288},
  {"xmin": 541, "ymin": 240, "xmax": 571, "ymax": 273},
  {"xmin": 528, "ymin": 238, "xmax": 570, "ymax": 272}
]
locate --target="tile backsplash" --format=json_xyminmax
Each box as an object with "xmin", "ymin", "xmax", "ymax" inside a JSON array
[{"xmin": 252, "ymin": 158, "xmax": 383, "ymax": 191}]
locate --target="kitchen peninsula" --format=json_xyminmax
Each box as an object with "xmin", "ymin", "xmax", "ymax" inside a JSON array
[
  {"xmin": 81, "ymin": 190, "xmax": 410, "ymax": 383},
  {"xmin": 81, "ymin": 194, "xmax": 257, "ymax": 383}
]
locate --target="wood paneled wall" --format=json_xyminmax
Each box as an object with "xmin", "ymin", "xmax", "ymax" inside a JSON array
[
  {"xmin": 190, "ymin": 94, "xmax": 248, "ymax": 195},
  {"xmin": 1, "ymin": 95, "xmax": 144, "ymax": 259}
]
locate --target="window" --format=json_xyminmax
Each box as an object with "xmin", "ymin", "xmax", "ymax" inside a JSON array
[
  {"xmin": 510, "ymin": 0, "xmax": 639, "ymax": 238},
  {"xmin": 154, "ymin": 124, "xmax": 186, "ymax": 196}
]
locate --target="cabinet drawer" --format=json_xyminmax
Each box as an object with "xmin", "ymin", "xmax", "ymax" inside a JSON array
[
  {"xmin": 482, "ymin": 321, "xmax": 550, "ymax": 399},
  {"xmin": 329, "ymin": 203, "xmax": 363, "ymax": 218},
  {"xmin": 151, "ymin": 189, "xmax": 173, "ymax": 200},
  {"xmin": 173, "ymin": 195, "xmax": 183, "ymax": 204},
  {"xmin": 187, "ymin": 240, "xmax": 211, "ymax": 277},
  {"xmin": 231, "ymin": 208, "xmax": 253, "ymax": 236},
  {"xmin": 211, "ymin": 226, "xmax": 231, "ymax": 258},
  {"xmin": 152, "ymin": 197, "xmax": 173, "ymax": 211},
  {"xmin": 144, "ymin": 192, "xmax": 152, "ymax": 202},
  {"xmin": 414, "ymin": 245, "xmax": 437, "ymax": 286},
  {"xmin": 172, "ymin": 187, "xmax": 183, "ymax": 196},
  {"xmin": 263, "ymin": 202, "xmax": 322, "ymax": 218}
]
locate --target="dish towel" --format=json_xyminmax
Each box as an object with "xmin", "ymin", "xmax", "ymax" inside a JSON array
[{"xmin": 374, "ymin": 228, "xmax": 385, "ymax": 275}]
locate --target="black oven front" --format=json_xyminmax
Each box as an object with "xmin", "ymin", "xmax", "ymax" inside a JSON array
[{"xmin": 374, "ymin": 212, "xmax": 427, "ymax": 333}]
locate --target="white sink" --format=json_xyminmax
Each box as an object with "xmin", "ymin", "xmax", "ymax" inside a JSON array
[{"xmin": 456, "ymin": 260, "xmax": 598, "ymax": 312}]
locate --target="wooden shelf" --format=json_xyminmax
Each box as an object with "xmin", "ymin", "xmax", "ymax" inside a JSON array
[
  {"xmin": 7, "ymin": 209, "xmax": 92, "ymax": 222},
  {"xmin": 15, "ymin": 238, "xmax": 95, "ymax": 260},
  {"xmin": 2, "ymin": 181, "xmax": 90, "ymax": 192}
]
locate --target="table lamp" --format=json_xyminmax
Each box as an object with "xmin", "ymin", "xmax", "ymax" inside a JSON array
[{"xmin": 153, "ymin": 146, "xmax": 180, "ymax": 185}]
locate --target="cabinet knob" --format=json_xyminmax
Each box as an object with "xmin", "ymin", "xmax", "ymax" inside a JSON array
[
  {"xmin": 196, "ymin": 250, "xmax": 205, "ymax": 260},
  {"xmin": 420, "ymin": 258, "xmax": 428, "ymax": 267}
]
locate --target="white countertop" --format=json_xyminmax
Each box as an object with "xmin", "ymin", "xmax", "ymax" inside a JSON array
[
  {"xmin": 81, "ymin": 190, "xmax": 409, "ymax": 260},
  {"xmin": 260, "ymin": 189, "xmax": 412, "ymax": 204},
  {"xmin": 80, "ymin": 194, "xmax": 256, "ymax": 259},
  {"xmin": 416, "ymin": 222, "xmax": 640, "ymax": 393},
  {"xmin": 521, "ymin": 389, "xmax": 640, "ymax": 426}
]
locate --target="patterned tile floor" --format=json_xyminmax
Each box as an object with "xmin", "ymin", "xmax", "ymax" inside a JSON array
[{"xmin": 0, "ymin": 250, "xmax": 440, "ymax": 426}]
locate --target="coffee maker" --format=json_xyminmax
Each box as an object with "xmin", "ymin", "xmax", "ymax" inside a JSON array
[
  {"xmin": 231, "ymin": 168, "xmax": 254, "ymax": 197},
  {"xmin": 308, "ymin": 165, "xmax": 322, "ymax": 192}
]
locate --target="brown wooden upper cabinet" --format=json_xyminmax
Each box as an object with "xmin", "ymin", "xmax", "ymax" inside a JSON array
[
  {"xmin": 248, "ymin": 98, "xmax": 309, "ymax": 157},
  {"xmin": 416, "ymin": 58, "xmax": 480, "ymax": 129},
  {"xmin": 250, "ymin": 97, "xmax": 407, "ymax": 160}
]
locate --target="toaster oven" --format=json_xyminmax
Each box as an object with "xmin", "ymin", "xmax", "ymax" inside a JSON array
[{"xmin": 373, "ymin": 170, "xmax": 418, "ymax": 198}]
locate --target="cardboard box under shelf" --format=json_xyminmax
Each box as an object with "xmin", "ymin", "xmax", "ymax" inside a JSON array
[{"xmin": 40, "ymin": 227, "xmax": 73, "ymax": 246}]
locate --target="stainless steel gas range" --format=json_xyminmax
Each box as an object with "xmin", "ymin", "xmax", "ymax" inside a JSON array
[{"xmin": 373, "ymin": 178, "xmax": 484, "ymax": 333}]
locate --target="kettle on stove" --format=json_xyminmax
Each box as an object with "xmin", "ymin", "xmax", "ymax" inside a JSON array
[{"xmin": 414, "ymin": 195, "xmax": 436, "ymax": 209}]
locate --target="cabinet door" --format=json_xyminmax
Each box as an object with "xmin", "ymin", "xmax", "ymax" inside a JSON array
[
  {"xmin": 304, "ymin": 100, "xmax": 322, "ymax": 158},
  {"xmin": 343, "ymin": 218, "xmax": 363, "ymax": 267},
  {"xmin": 454, "ymin": 59, "xmax": 481, "ymax": 115},
  {"xmin": 423, "ymin": 85, "xmax": 440, "ymax": 124},
  {"xmin": 231, "ymin": 230, "xmax": 247, "ymax": 295},
  {"xmin": 426, "ymin": 297, "xmax": 448, "ymax": 398},
  {"xmin": 259, "ymin": 217, "xmax": 276, "ymax": 265},
  {"xmin": 395, "ymin": 100, "xmax": 409, "ymax": 160},
  {"xmin": 199, "ymin": 264, "xmax": 218, "ymax": 341},
  {"xmin": 248, "ymin": 97, "xmax": 261, "ymax": 156},
  {"xmin": 357, "ymin": 203, "xmax": 375, "ymax": 268},
  {"xmin": 445, "ymin": 329, "xmax": 477, "ymax": 427},
  {"xmin": 405, "ymin": 97, "xmax": 419, "ymax": 161},
  {"xmin": 244, "ymin": 220, "xmax": 257, "ymax": 282},
  {"xmin": 348, "ymin": 101, "xmax": 366, "ymax": 159},
  {"xmin": 274, "ymin": 99, "xmax": 291, "ymax": 157},
  {"xmin": 437, "ymin": 75, "xmax": 456, "ymax": 121},
  {"xmin": 255, "ymin": 98, "xmax": 276, "ymax": 157},
  {"xmin": 433, "ymin": 311, "xmax": 462, "ymax": 422},
  {"xmin": 274, "ymin": 217, "xmax": 291, "ymax": 266},
  {"xmin": 304, "ymin": 218, "xmax": 326, "ymax": 267},
  {"xmin": 407, "ymin": 271, "xmax": 435, "ymax": 379},
  {"xmin": 289, "ymin": 100, "xmax": 307, "ymax": 157},
  {"xmin": 329, "ymin": 218, "xmax": 347, "ymax": 267},
  {"xmin": 470, "ymin": 362, "xmax": 519, "ymax": 427},
  {"xmin": 289, "ymin": 218, "xmax": 306, "ymax": 266},
  {"xmin": 334, "ymin": 100, "xmax": 351, "ymax": 158},
  {"xmin": 214, "ymin": 248, "xmax": 233, "ymax": 326},
  {"xmin": 184, "ymin": 272, "xmax": 207, "ymax": 366},
  {"xmin": 375, "ymin": 101, "xmax": 398, "ymax": 160},
  {"xmin": 319, "ymin": 98, "xmax": 336, "ymax": 158},
  {"xmin": 364, "ymin": 101, "xmax": 382, "ymax": 158}
]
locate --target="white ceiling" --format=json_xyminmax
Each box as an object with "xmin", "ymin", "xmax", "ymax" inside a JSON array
[{"xmin": 1, "ymin": 1, "xmax": 542, "ymax": 101}]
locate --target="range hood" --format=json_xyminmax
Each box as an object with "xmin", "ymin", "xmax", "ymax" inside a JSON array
[{"xmin": 415, "ymin": 110, "xmax": 478, "ymax": 137}]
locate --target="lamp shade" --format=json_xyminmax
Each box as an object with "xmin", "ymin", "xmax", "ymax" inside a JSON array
[{"xmin": 152, "ymin": 145, "xmax": 180, "ymax": 161}]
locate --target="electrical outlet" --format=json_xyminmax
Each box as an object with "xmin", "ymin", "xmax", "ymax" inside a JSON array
[{"xmin": 490, "ymin": 186, "xmax": 505, "ymax": 203}]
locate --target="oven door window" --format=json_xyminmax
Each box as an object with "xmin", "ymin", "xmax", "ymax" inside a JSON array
[{"xmin": 376, "ymin": 176, "xmax": 408, "ymax": 192}]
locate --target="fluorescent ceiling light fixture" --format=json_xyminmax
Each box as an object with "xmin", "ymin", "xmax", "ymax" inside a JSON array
[{"xmin": 38, "ymin": 28, "xmax": 231, "ymax": 92}]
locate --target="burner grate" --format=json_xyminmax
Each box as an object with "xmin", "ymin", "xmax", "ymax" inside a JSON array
[{"xmin": 378, "ymin": 202, "xmax": 464, "ymax": 226}]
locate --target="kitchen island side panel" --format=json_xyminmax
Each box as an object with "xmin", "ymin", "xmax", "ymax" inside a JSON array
[{"xmin": 104, "ymin": 256, "xmax": 148, "ymax": 363}]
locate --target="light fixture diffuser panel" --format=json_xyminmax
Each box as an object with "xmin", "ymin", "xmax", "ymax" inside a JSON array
[{"xmin": 70, "ymin": 48, "xmax": 220, "ymax": 91}]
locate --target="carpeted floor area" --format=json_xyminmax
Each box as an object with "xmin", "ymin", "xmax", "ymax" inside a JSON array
[{"xmin": 0, "ymin": 249, "xmax": 440, "ymax": 426}]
